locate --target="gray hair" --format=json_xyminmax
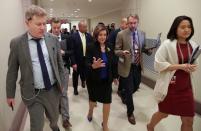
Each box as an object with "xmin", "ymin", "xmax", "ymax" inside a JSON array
[
  {"xmin": 25, "ymin": 5, "xmax": 47, "ymax": 21},
  {"xmin": 127, "ymin": 14, "xmax": 139, "ymax": 21}
]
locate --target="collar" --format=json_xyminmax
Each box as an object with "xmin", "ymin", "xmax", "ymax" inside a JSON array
[
  {"xmin": 79, "ymin": 31, "xmax": 85, "ymax": 36},
  {"xmin": 27, "ymin": 32, "xmax": 44, "ymax": 41}
]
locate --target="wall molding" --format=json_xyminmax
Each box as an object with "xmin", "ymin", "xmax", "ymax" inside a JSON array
[{"xmin": 141, "ymin": 75, "xmax": 201, "ymax": 115}]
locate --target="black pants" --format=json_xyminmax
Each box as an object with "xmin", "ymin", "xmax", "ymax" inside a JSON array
[
  {"xmin": 72, "ymin": 63, "xmax": 86, "ymax": 90},
  {"xmin": 120, "ymin": 64, "xmax": 141, "ymax": 117}
]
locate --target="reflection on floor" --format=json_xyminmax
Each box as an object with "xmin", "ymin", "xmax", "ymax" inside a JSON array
[{"xmin": 23, "ymin": 83, "xmax": 201, "ymax": 131}]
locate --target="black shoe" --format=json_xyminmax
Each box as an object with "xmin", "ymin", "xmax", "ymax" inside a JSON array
[
  {"xmin": 87, "ymin": 116, "xmax": 92, "ymax": 122},
  {"xmin": 128, "ymin": 114, "xmax": 136, "ymax": 125},
  {"xmin": 74, "ymin": 90, "xmax": 78, "ymax": 95},
  {"xmin": 62, "ymin": 119, "xmax": 72, "ymax": 128},
  {"xmin": 81, "ymin": 82, "xmax": 85, "ymax": 88}
]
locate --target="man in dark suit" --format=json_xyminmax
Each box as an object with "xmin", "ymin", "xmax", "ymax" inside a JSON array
[
  {"xmin": 51, "ymin": 18, "xmax": 72, "ymax": 128},
  {"xmin": 70, "ymin": 25, "xmax": 78, "ymax": 34},
  {"xmin": 61, "ymin": 28, "xmax": 70, "ymax": 37},
  {"xmin": 70, "ymin": 21, "xmax": 93, "ymax": 95},
  {"xmin": 115, "ymin": 15, "xmax": 152, "ymax": 125},
  {"xmin": 6, "ymin": 5, "xmax": 65, "ymax": 131},
  {"xmin": 108, "ymin": 18, "xmax": 128, "ymax": 103}
]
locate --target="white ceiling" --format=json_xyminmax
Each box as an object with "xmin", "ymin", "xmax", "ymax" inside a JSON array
[{"xmin": 39, "ymin": 0, "xmax": 124, "ymax": 19}]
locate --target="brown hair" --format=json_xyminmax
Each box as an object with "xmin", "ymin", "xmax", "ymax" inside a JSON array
[
  {"xmin": 127, "ymin": 14, "xmax": 139, "ymax": 22},
  {"xmin": 25, "ymin": 5, "xmax": 47, "ymax": 21},
  {"xmin": 93, "ymin": 25, "xmax": 108, "ymax": 41},
  {"xmin": 51, "ymin": 17, "xmax": 61, "ymax": 25}
]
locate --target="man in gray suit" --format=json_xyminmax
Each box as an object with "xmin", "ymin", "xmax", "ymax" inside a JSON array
[
  {"xmin": 51, "ymin": 18, "xmax": 72, "ymax": 128},
  {"xmin": 6, "ymin": 5, "xmax": 65, "ymax": 131},
  {"xmin": 115, "ymin": 15, "xmax": 152, "ymax": 125}
]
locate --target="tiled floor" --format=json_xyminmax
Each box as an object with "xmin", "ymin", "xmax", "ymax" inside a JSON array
[{"xmin": 23, "ymin": 83, "xmax": 201, "ymax": 131}]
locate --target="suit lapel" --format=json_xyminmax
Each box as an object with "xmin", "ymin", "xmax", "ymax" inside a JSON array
[
  {"xmin": 44, "ymin": 33, "xmax": 56, "ymax": 68},
  {"xmin": 21, "ymin": 33, "xmax": 33, "ymax": 72},
  {"xmin": 137, "ymin": 30, "xmax": 143, "ymax": 50},
  {"xmin": 125, "ymin": 29, "xmax": 132, "ymax": 50},
  {"xmin": 105, "ymin": 46, "xmax": 111, "ymax": 65},
  {"xmin": 77, "ymin": 32, "xmax": 84, "ymax": 55},
  {"xmin": 85, "ymin": 33, "xmax": 90, "ymax": 45}
]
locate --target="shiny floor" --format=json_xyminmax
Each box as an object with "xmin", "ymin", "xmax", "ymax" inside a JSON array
[{"xmin": 23, "ymin": 82, "xmax": 201, "ymax": 131}]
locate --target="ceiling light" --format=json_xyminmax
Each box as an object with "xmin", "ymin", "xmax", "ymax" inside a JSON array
[
  {"xmin": 49, "ymin": 9, "xmax": 53, "ymax": 13},
  {"xmin": 74, "ymin": 10, "xmax": 78, "ymax": 13},
  {"xmin": 77, "ymin": 8, "xmax": 80, "ymax": 11},
  {"xmin": 50, "ymin": 0, "xmax": 54, "ymax": 2},
  {"xmin": 88, "ymin": 0, "xmax": 92, "ymax": 2}
]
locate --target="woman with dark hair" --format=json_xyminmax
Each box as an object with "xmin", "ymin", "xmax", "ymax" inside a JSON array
[
  {"xmin": 85, "ymin": 25, "xmax": 118, "ymax": 131},
  {"xmin": 147, "ymin": 16, "xmax": 198, "ymax": 131}
]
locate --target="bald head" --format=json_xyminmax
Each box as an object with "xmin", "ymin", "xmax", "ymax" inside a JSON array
[
  {"xmin": 120, "ymin": 17, "xmax": 128, "ymax": 30},
  {"xmin": 78, "ymin": 21, "xmax": 87, "ymax": 33}
]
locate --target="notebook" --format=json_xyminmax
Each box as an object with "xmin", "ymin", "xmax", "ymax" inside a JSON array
[
  {"xmin": 146, "ymin": 32, "xmax": 162, "ymax": 50},
  {"xmin": 189, "ymin": 45, "xmax": 201, "ymax": 64}
]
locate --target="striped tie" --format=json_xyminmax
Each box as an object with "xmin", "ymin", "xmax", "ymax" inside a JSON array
[{"xmin": 132, "ymin": 32, "xmax": 140, "ymax": 65}]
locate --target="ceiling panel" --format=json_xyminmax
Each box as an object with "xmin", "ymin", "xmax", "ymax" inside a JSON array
[{"xmin": 39, "ymin": 0, "xmax": 124, "ymax": 19}]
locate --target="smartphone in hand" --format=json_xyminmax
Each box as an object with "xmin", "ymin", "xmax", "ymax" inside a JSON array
[{"xmin": 10, "ymin": 103, "xmax": 14, "ymax": 111}]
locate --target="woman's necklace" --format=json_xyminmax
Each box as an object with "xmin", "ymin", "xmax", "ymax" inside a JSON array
[{"xmin": 177, "ymin": 42, "xmax": 191, "ymax": 64}]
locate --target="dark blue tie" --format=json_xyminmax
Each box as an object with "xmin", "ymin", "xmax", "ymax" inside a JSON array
[{"xmin": 32, "ymin": 38, "xmax": 52, "ymax": 90}]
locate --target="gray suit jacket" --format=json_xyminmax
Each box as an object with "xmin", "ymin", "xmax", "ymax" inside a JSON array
[
  {"xmin": 115, "ymin": 28, "xmax": 151, "ymax": 77},
  {"xmin": 6, "ymin": 32, "xmax": 66, "ymax": 105}
]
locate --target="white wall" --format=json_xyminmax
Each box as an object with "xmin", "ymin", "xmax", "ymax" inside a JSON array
[
  {"xmin": 90, "ymin": 10, "xmax": 122, "ymax": 33},
  {"xmin": 0, "ymin": 0, "xmax": 30, "ymax": 130},
  {"xmin": 122, "ymin": 0, "xmax": 201, "ymax": 102}
]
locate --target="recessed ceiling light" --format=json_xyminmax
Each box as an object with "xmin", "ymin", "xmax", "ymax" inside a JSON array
[
  {"xmin": 88, "ymin": 0, "xmax": 92, "ymax": 2},
  {"xmin": 50, "ymin": 0, "xmax": 54, "ymax": 2},
  {"xmin": 74, "ymin": 10, "xmax": 78, "ymax": 13},
  {"xmin": 77, "ymin": 8, "xmax": 80, "ymax": 11}
]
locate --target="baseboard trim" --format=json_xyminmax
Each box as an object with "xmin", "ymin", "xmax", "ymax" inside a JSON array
[
  {"xmin": 9, "ymin": 101, "xmax": 27, "ymax": 131},
  {"xmin": 141, "ymin": 75, "xmax": 201, "ymax": 115}
]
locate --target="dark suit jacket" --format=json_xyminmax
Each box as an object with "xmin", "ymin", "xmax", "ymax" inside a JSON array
[
  {"xmin": 61, "ymin": 33, "xmax": 69, "ymax": 40},
  {"xmin": 60, "ymin": 36, "xmax": 73, "ymax": 70},
  {"xmin": 108, "ymin": 28, "xmax": 121, "ymax": 75},
  {"xmin": 6, "ymin": 32, "xmax": 66, "ymax": 105},
  {"xmin": 85, "ymin": 41, "xmax": 118, "ymax": 84},
  {"xmin": 70, "ymin": 32, "xmax": 93, "ymax": 67},
  {"xmin": 108, "ymin": 28, "xmax": 121, "ymax": 51}
]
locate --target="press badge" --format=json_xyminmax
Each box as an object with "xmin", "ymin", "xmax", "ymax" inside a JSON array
[{"xmin": 119, "ymin": 57, "xmax": 124, "ymax": 63}]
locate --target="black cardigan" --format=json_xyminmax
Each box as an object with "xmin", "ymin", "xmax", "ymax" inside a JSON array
[{"xmin": 85, "ymin": 41, "xmax": 118, "ymax": 84}]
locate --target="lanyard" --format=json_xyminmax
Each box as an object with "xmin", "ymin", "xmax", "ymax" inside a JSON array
[{"xmin": 177, "ymin": 42, "xmax": 191, "ymax": 64}]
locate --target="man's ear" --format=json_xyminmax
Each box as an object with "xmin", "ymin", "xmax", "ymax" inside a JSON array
[{"xmin": 25, "ymin": 20, "xmax": 29, "ymax": 26}]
